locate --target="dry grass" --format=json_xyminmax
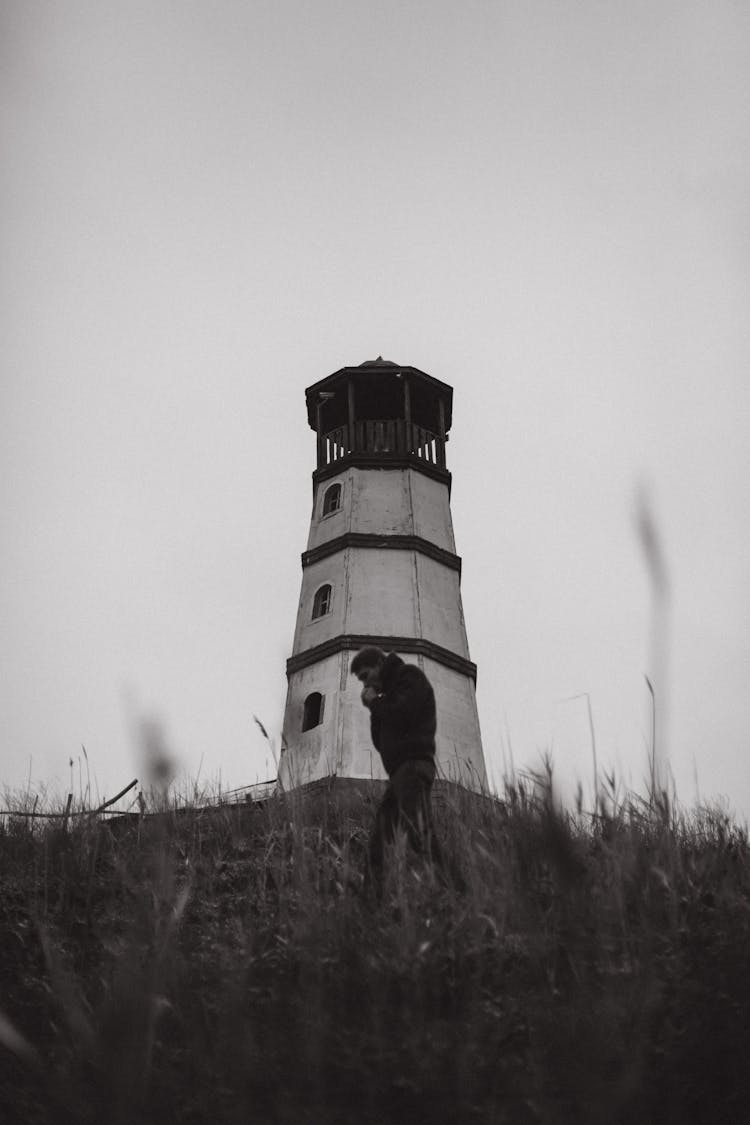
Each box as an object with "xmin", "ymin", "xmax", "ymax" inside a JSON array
[{"xmin": 1, "ymin": 773, "xmax": 749, "ymax": 1124}]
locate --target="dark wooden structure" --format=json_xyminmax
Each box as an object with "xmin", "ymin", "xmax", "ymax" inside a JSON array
[{"xmin": 306, "ymin": 357, "xmax": 452, "ymax": 485}]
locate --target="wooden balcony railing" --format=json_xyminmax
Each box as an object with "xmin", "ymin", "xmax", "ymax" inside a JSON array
[{"xmin": 319, "ymin": 419, "xmax": 446, "ymax": 469}]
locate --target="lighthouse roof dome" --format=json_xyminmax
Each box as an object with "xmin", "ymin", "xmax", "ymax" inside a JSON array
[{"xmin": 358, "ymin": 356, "xmax": 398, "ymax": 367}]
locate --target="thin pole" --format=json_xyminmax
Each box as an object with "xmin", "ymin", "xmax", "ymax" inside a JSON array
[
  {"xmin": 316, "ymin": 400, "xmax": 324, "ymax": 467},
  {"xmin": 347, "ymin": 377, "xmax": 355, "ymax": 453},
  {"xmin": 437, "ymin": 397, "xmax": 446, "ymax": 468},
  {"xmin": 403, "ymin": 376, "xmax": 411, "ymax": 451}
]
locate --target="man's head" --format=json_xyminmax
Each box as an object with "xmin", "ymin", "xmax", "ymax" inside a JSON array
[{"xmin": 351, "ymin": 646, "xmax": 386, "ymax": 690}]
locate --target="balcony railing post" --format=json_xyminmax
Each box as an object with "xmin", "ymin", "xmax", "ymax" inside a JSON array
[
  {"xmin": 320, "ymin": 420, "xmax": 443, "ymax": 467},
  {"xmin": 347, "ymin": 378, "xmax": 355, "ymax": 453},
  {"xmin": 316, "ymin": 401, "xmax": 325, "ymax": 467}
]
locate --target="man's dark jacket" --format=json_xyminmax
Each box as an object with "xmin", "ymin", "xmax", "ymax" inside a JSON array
[{"xmin": 368, "ymin": 653, "xmax": 437, "ymax": 777}]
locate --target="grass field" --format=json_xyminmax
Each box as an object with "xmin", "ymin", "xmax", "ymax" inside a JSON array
[{"xmin": 1, "ymin": 772, "xmax": 748, "ymax": 1124}]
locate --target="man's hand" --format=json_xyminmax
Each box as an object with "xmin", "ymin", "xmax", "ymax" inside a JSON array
[{"xmin": 361, "ymin": 685, "xmax": 379, "ymax": 708}]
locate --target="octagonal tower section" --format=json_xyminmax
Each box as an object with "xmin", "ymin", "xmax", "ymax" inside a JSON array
[{"xmin": 280, "ymin": 358, "xmax": 487, "ymax": 791}]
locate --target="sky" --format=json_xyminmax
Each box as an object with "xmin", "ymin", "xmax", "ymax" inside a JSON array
[{"xmin": 2, "ymin": 0, "xmax": 749, "ymax": 820}]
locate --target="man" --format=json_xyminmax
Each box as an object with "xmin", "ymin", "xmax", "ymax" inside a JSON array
[{"xmin": 351, "ymin": 646, "xmax": 445, "ymax": 892}]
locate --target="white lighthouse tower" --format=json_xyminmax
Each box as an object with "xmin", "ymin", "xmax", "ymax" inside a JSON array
[{"xmin": 280, "ymin": 358, "xmax": 487, "ymax": 791}]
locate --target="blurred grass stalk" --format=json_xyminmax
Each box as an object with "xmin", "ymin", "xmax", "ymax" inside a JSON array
[
  {"xmin": 1, "ymin": 760, "xmax": 748, "ymax": 1123},
  {"xmin": 636, "ymin": 482, "xmax": 671, "ymax": 807}
]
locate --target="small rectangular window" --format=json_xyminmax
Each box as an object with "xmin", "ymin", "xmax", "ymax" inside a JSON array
[
  {"xmin": 302, "ymin": 692, "xmax": 325, "ymax": 731},
  {"xmin": 323, "ymin": 483, "xmax": 342, "ymax": 516},
  {"xmin": 312, "ymin": 584, "xmax": 332, "ymax": 619}
]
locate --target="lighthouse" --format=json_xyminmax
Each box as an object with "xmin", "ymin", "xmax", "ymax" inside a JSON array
[{"xmin": 280, "ymin": 358, "xmax": 487, "ymax": 791}]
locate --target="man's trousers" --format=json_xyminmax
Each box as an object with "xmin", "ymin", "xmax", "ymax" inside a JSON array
[{"xmin": 367, "ymin": 758, "xmax": 444, "ymax": 891}]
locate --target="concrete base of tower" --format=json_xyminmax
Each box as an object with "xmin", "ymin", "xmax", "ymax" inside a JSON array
[
  {"xmin": 271, "ymin": 776, "xmax": 501, "ymax": 828},
  {"xmin": 280, "ymin": 648, "xmax": 487, "ymax": 792}
]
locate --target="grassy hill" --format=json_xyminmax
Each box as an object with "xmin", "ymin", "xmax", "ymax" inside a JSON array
[{"xmin": 1, "ymin": 776, "xmax": 748, "ymax": 1124}]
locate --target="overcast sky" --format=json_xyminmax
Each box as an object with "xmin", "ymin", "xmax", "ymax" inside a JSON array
[{"xmin": 2, "ymin": 0, "xmax": 748, "ymax": 819}]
